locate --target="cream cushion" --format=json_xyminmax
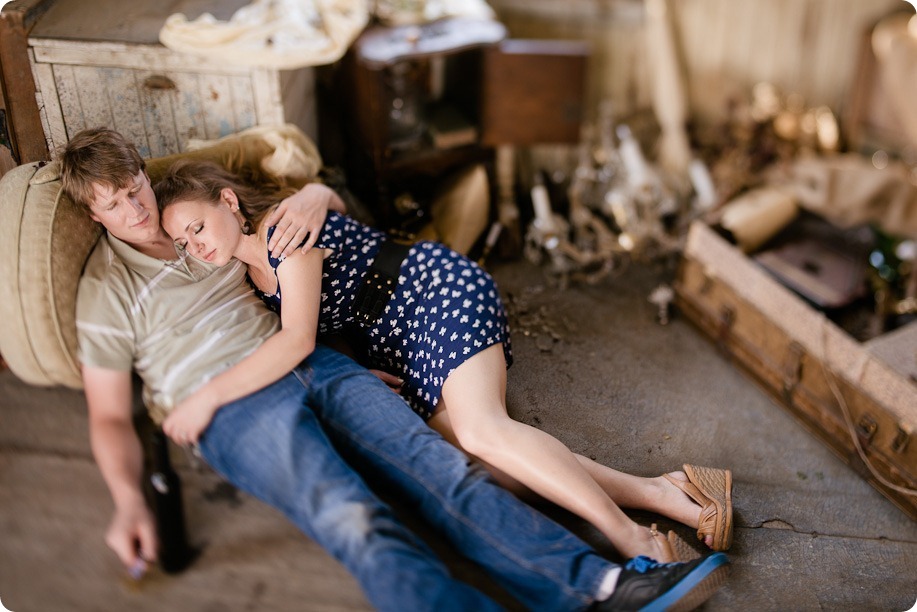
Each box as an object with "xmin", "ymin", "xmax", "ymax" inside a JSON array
[
  {"xmin": 0, "ymin": 124, "xmax": 321, "ymax": 389},
  {"xmin": 0, "ymin": 161, "xmax": 100, "ymax": 388}
]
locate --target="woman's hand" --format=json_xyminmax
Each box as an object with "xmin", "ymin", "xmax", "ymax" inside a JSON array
[
  {"xmin": 369, "ymin": 369, "xmax": 403, "ymax": 392},
  {"xmin": 162, "ymin": 389, "xmax": 220, "ymax": 447},
  {"xmin": 266, "ymin": 183, "xmax": 346, "ymax": 258}
]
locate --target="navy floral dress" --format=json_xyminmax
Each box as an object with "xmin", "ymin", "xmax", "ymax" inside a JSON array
[{"xmin": 254, "ymin": 211, "xmax": 513, "ymax": 420}]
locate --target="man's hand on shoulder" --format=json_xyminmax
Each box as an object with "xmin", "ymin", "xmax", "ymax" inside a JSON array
[{"xmin": 266, "ymin": 183, "xmax": 346, "ymax": 259}]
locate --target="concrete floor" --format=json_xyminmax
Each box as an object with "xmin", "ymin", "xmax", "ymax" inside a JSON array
[{"xmin": 1, "ymin": 257, "xmax": 915, "ymax": 611}]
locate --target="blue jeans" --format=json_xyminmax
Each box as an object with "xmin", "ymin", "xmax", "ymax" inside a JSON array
[{"xmin": 198, "ymin": 345, "xmax": 612, "ymax": 611}]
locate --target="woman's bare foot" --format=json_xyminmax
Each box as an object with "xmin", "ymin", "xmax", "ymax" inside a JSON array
[
  {"xmin": 617, "ymin": 523, "xmax": 676, "ymax": 562},
  {"xmin": 655, "ymin": 471, "xmax": 714, "ymax": 548}
]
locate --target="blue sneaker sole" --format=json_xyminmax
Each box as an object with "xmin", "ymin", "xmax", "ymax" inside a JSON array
[{"xmin": 639, "ymin": 553, "xmax": 730, "ymax": 612}]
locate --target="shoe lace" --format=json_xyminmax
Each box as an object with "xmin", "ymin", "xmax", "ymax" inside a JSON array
[{"xmin": 624, "ymin": 555, "xmax": 683, "ymax": 573}]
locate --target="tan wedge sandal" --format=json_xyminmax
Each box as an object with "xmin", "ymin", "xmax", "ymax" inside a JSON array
[
  {"xmin": 663, "ymin": 464, "xmax": 733, "ymax": 551},
  {"xmin": 649, "ymin": 523, "xmax": 700, "ymax": 563}
]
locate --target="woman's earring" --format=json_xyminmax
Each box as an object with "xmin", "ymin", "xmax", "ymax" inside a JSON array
[{"xmin": 241, "ymin": 219, "xmax": 254, "ymax": 235}]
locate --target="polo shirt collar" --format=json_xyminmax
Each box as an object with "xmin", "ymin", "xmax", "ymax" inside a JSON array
[{"xmin": 106, "ymin": 232, "xmax": 215, "ymax": 280}]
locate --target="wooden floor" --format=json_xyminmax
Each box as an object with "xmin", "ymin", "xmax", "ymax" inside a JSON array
[{"xmin": 1, "ymin": 259, "xmax": 915, "ymax": 611}]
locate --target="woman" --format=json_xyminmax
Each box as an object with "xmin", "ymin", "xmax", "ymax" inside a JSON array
[{"xmin": 156, "ymin": 159, "xmax": 733, "ymax": 562}]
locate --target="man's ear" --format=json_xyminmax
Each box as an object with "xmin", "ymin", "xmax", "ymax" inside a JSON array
[{"xmin": 88, "ymin": 211, "xmax": 102, "ymax": 223}]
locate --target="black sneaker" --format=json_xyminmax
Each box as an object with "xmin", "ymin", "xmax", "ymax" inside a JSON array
[{"xmin": 595, "ymin": 553, "xmax": 730, "ymax": 612}]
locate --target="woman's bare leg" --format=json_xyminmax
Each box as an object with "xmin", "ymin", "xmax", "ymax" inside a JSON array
[
  {"xmin": 574, "ymin": 457, "xmax": 714, "ymax": 545},
  {"xmin": 437, "ymin": 344, "xmax": 672, "ymax": 560},
  {"xmin": 431, "ymin": 398, "xmax": 708, "ymax": 540},
  {"xmin": 427, "ymin": 410, "xmax": 538, "ymax": 500}
]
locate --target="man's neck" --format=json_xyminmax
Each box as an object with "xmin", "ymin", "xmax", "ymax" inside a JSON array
[{"xmin": 124, "ymin": 230, "xmax": 178, "ymax": 261}]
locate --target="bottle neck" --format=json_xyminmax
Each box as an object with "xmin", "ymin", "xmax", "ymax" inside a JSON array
[{"xmin": 151, "ymin": 430, "xmax": 173, "ymax": 471}]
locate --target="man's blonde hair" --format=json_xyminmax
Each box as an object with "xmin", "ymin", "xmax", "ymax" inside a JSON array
[{"xmin": 59, "ymin": 128, "xmax": 146, "ymax": 212}]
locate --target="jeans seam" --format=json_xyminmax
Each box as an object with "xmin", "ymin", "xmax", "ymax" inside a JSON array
[
  {"xmin": 322, "ymin": 416, "xmax": 594, "ymax": 607},
  {"xmin": 204, "ymin": 374, "xmax": 306, "ymax": 520},
  {"xmin": 292, "ymin": 365, "xmax": 314, "ymax": 389}
]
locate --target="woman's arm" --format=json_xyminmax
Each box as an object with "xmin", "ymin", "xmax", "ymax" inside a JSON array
[
  {"xmin": 266, "ymin": 183, "xmax": 347, "ymax": 258},
  {"xmin": 162, "ymin": 248, "xmax": 325, "ymax": 445}
]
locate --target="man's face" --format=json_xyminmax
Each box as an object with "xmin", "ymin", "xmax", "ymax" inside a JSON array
[{"xmin": 87, "ymin": 170, "xmax": 161, "ymax": 244}]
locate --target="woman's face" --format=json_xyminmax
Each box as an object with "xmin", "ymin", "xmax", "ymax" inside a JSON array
[{"xmin": 161, "ymin": 196, "xmax": 242, "ymax": 267}]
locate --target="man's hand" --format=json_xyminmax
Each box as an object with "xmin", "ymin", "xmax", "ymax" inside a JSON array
[
  {"xmin": 82, "ymin": 366, "xmax": 158, "ymax": 579},
  {"xmin": 106, "ymin": 500, "xmax": 158, "ymax": 579},
  {"xmin": 265, "ymin": 183, "xmax": 346, "ymax": 259},
  {"xmin": 369, "ymin": 369, "xmax": 403, "ymax": 392}
]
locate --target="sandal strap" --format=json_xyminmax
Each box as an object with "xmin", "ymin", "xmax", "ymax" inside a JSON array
[
  {"xmin": 665, "ymin": 465, "xmax": 733, "ymax": 550},
  {"xmin": 696, "ymin": 504, "xmax": 719, "ymax": 541},
  {"xmin": 663, "ymin": 473, "xmax": 712, "ymax": 508},
  {"xmin": 649, "ymin": 523, "xmax": 677, "ymax": 563}
]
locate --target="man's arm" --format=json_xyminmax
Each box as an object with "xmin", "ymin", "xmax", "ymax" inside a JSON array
[
  {"xmin": 83, "ymin": 365, "xmax": 157, "ymax": 576},
  {"xmin": 266, "ymin": 182, "xmax": 347, "ymax": 258}
]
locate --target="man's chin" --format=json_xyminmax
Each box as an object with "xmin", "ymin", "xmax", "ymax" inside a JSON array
[{"xmin": 110, "ymin": 226, "xmax": 163, "ymax": 247}]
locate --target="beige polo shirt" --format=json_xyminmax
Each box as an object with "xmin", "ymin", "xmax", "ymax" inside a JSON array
[{"xmin": 76, "ymin": 233, "xmax": 280, "ymax": 424}]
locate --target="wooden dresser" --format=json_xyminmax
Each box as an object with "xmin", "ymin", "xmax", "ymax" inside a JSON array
[{"xmin": 27, "ymin": 0, "xmax": 317, "ymax": 158}]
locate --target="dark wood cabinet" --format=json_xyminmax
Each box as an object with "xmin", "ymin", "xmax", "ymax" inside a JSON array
[
  {"xmin": 318, "ymin": 17, "xmax": 506, "ymax": 229},
  {"xmin": 317, "ymin": 17, "xmax": 589, "ymax": 231}
]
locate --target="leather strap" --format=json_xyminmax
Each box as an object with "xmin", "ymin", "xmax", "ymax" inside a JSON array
[{"xmin": 352, "ymin": 238, "xmax": 411, "ymax": 328}]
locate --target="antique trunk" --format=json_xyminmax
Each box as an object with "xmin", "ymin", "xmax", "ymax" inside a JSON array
[{"xmin": 676, "ymin": 221, "xmax": 917, "ymax": 520}]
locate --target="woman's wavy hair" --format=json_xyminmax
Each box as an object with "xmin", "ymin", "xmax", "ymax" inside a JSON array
[{"xmin": 154, "ymin": 158, "xmax": 297, "ymax": 231}]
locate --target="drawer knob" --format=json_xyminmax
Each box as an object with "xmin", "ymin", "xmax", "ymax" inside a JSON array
[{"xmin": 143, "ymin": 75, "xmax": 177, "ymax": 90}]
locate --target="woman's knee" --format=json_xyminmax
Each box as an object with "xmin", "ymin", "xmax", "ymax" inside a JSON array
[{"xmin": 452, "ymin": 415, "xmax": 512, "ymax": 460}]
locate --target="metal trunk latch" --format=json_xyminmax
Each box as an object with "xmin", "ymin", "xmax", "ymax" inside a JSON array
[
  {"xmin": 892, "ymin": 427, "xmax": 910, "ymax": 454},
  {"xmin": 716, "ymin": 306, "xmax": 735, "ymax": 354},
  {"xmin": 782, "ymin": 342, "xmax": 804, "ymax": 404},
  {"xmin": 856, "ymin": 414, "xmax": 878, "ymax": 448}
]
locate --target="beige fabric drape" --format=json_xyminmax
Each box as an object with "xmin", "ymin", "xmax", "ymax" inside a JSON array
[
  {"xmin": 159, "ymin": 0, "xmax": 497, "ymax": 69},
  {"xmin": 159, "ymin": 0, "xmax": 370, "ymax": 68}
]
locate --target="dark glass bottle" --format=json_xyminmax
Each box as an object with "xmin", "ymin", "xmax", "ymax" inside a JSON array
[
  {"xmin": 868, "ymin": 228, "xmax": 903, "ymax": 286},
  {"xmin": 148, "ymin": 429, "xmax": 193, "ymax": 573},
  {"xmin": 867, "ymin": 227, "xmax": 917, "ymax": 333}
]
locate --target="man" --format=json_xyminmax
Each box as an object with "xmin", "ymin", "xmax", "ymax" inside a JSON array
[{"xmin": 61, "ymin": 127, "xmax": 730, "ymax": 611}]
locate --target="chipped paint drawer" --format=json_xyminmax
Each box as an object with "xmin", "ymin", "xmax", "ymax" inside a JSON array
[
  {"xmin": 27, "ymin": 0, "xmax": 315, "ymax": 158},
  {"xmin": 676, "ymin": 221, "xmax": 917, "ymax": 521}
]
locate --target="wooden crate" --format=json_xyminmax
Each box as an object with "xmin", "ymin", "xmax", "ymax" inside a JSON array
[
  {"xmin": 676, "ymin": 221, "xmax": 917, "ymax": 520},
  {"xmin": 26, "ymin": 0, "xmax": 316, "ymax": 158}
]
